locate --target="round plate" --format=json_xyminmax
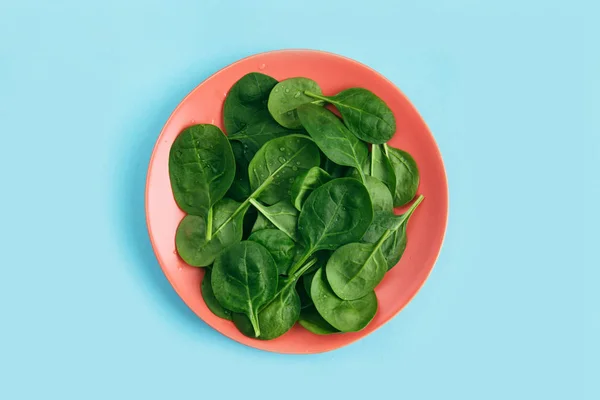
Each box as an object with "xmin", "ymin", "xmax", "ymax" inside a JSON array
[{"xmin": 146, "ymin": 49, "xmax": 448, "ymax": 354}]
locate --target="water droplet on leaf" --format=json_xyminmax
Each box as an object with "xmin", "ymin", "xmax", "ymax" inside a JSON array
[
  {"xmin": 278, "ymin": 156, "xmax": 286, "ymax": 163},
  {"xmin": 294, "ymin": 91, "xmax": 301, "ymax": 98},
  {"xmin": 279, "ymin": 147, "xmax": 285, "ymax": 151}
]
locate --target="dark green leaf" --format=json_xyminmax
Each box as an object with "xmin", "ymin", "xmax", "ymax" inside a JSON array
[
  {"xmin": 229, "ymin": 119, "xmax": 300, "ymax": 156},
  {"xmin": 248, "ymin": 199, "xmax": 298, "ymax": 241},
  {"xmin": 201, "ymin": 269, "xmax": 232, "ymax": 320},
  {"xmin": 297, "ymin": 178, "xmax": 373, "ymax": 252},
  {"xmin": 384, "ymin": 145, "xmax": 419, "ymax": 207},
  {"xmin": 298, "ymin": 305, "xmax": 339, "ymax": 335},
  {"xmin": 212, "ymin": 241, "xmax": 279, "ymax": 337},
  {"xmin": 227, "ymin": 141, "xmax": 252, "ymax": 201},
  {"xmin": 268, "ymin": 77, "xmax": 322, "ymax": 128},
  {"xmin": 175, "ymin": 198, "xmax": 248, "ymax": 267},
  {"xmin": 325, "ymin": 242, "xmax": 388, "ymax": 300},
  {"xmin": 248, "ymin": 229, "xmax": 296, "ymax": 275},
  {"xmin": 364, "ymin": 176, "xmax": 393, "ymax": 212},
  {"xmin": 232, "ymin": 257, "xmax": 319, "ymax": 339},
  {"xmin": 248, "ymin": 134, "xmax": 321, "ymax": 205},
  {"xmin": 223, "ymin": 72, "xmax": 278, "ymax": 134},
  {"xmin": 305, "ymin": 88, "xmax": 395, "ymax": 144},
  {"xmin": 297, "ymin": 104, "xmax": 368, "ymax": 182},
  {"xmin": 310, "ymin": 268, "xmax": 377, "ymax": 332},
  {"xmin": 169, "ymin": 124, "xmax": 235, "ymax": 217},
  {"xmin": 290, "ymin": 167, "xmax": 332, "ymax": 211},
  {"xmin": 362, "ymin": 195, "xmax": 424, "ymax": 270},
  {"xmin": 322, "ymin": 157, "xmax": 350, "ymax": 179}
]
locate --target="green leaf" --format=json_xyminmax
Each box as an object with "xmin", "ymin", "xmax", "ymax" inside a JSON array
[
  {"xmin": 310, "ymin": 268, "xmax": 377, "ymax": 332},
  {"xmin": 298, "ymin": 305, "xmax": 339, "ymax": 335},
  {"xmin": 384, "ymin": 145, "xmax": 419, "ymax": 207},
  {"xmin": 248, "ymin": 134, "xmax": 321, "ymax": 205},
  {"xmin": 297, "ymin": 104, "xmax": 368, "ymax": 183},
  {"xmin": 288, "ymin": 178, "xmax": 373, "ymax": 275},
  {"xmin": 325, "ymin": 240, "xmax": 388, "ymax": 300},
  {"xmin": 175, "ymin": 198, "xmax": 248, "ymax": 267},
  {"xmin": 224, "ymin": 72, "xmax": 278, "ymax": 134},
  {"xmin": 305, "ymin": 88, "xmax": 395, "ymax": 144},
  {"xmin": 169, "ymin": 124, "xmax": 235, "ymax": 218},
  {"xmin": 232, "ymin": 257, "xmax": 319, "ymax": 340},
  {"xmin": 248, "ymin": 199, "xmax": 298, "ymax": 241},
  {"xmin": 267, "ymin": 77, "xmax": 322, "ymax": 128},
  {"xmin": 229, "ymin": 119, "xmax": 301, "ymax": 156},
  {"xmin": 362, "ymin": 195, "xmax": 424, "ymax": 270},
  {"xmin": 248, "ymin": 229, "xmax": 296, "ymax": 275},
  {"xmin": 212, "ymin": 241, "xmax": 279, "ymax": 337},
  {"xmin": 364, "ymin": 176, "xmax": 394, "ymax": 212},
  {"xmin": 290, "ymin": 167, "xmax": 332, "ymax": 211},
  {"xmin": 201, "ymin": 269, "xmax": 232, "ymax": 320},
  {"xmin": 227, "ymin": 141, "xmax": 252, "ymax": 201}
]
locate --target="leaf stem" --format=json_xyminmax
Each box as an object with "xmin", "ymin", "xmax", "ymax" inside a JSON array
[
  {"xmin": 396, "ymin": 194, "xmax": 425, "ymax": 227},
  {"xmin": 205, "ymin": 207, "xmax": 214, "ymax": 241},
  {"xmin": 248, "ymin": 198, "xmax": 295, "ymax": 241},
  {"xmin": 249, "ymin": 311, "xmax": 261, "ymax": 338},
  {"xmin": 287, "ymin": 248, "xmax": 313, "ymax": 276}
]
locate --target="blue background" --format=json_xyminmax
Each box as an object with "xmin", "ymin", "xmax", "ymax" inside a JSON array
[{"xmin": 0, "ymin": 1, "xmax": 597, "ymax": 399}]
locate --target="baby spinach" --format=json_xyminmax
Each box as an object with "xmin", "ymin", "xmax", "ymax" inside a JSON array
[
  {"xmin": 322, "ymin": 157, "xmax": 350, "ymax": 179},
  {"xmin": 232, "ymin": 257, "xmax": 318, "ymax": 339},
  {"xmin": 363, "ymin": 195, "xmax": 424, "ymax": 270},
  {"xmin": 228, "ymin": 119, "xmax": 300, "ymax": 157},
  {"xmin": 311, "ymin": 268, "xmax": 378, "ymax": 332},
  {"xmin": 223, "ymin": 72, "xmax": 278, "ymax": 134},
  {"xmin": 251, "ymin": 212, "xmax": 276, "ymax": 232},
  {"xmin": 384, "ymin": 145, "xmax": 419, "ymax": 207},
  {"xmin": 299, "ymin": 305, "xmax": 339, "ymax": 335},
  {"xmin": 297, "ymin": 278, "xmax": 313, "ymax": 309},
  {"xmin": 212, "ymin": 241, "xmax": 278, "ymax": 337},
  {"xmin": 325, "ymin": 234, "xmax": 390, "ymax": 301},
  {"xmin": 268, "ymin": 77, "xmax": 322, "ymax": 129},
  {"xmin": 248, "ymin": 134, "xmax": 321, "ymax": 205},
  {"xmin": 364, "ymin": 176, "xmax": 394, "ymax": 212},
  {"xmin": 201, "ymin": 269, "xmax": 232, "ymax": 320},
  {"xmin": 248, "ymin": 229, "xmax": 296, "ymax": 275},
  {"xmin": 227, "ymin": 141, "xmax": 252, "ymax": 201},
  {"xmin": 169, "ymin": 124, "xmax": 235, "ymax": 219},
  {"xmin": 248, "ymin": 199, "xmax": 298, "ymax": 241},
  {"xmin": 288, "ymin": 178, "xmax": 373, "ymax": 275},
  {"xmin": 304, "ymin": 88, "xmax": 395, "ymax": 144},
  {"xmin": 290, "ymin": 167, "xmax": 332, "ymax": 211},
  {"xmin": 175, "ymin": 198, "xmax": 248, "ymax": 267},
  {"xmin": 297, "ymin": 104, "xmax": 368, "ymax": 183},
  {"xmin": 351, "ymin": 144, "xmax": 396, "ymax": 196}
]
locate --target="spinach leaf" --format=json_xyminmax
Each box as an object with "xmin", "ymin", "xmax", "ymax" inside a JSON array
[
  {"xmin": 290, "ymin": 167, "xmax": 332, "ymax": 211},
  {"xmin": 248, "ymin": 199, "xmax": 298, "ymax": 241},
  {"xmin": 384, "ymin": 145, "xmax": 419, "ymax": 207},
  {"xmin": 297, "ymin": 104, "xmax": 368, "ymax": 183},
  {"xmin": 212, "ymin": 241, "xmax": 278, "ymax": 337},
  {"xmin": 223, "ymin": 72, "xmax": 278, "ymax": 134},
  {"xmin": 297, "ymin": 278, "xmax": 313, "ymax": 309},
  {"xmin": 322, "ymin": 157, "xmax": 351, "ymax": 179},
  {"xmin": 248, "ymin": 134, "xmax": 321, "ymax": 205},
  {"xmin": 232, "ymin": 257, "xmax": 318, "ymax": 339},
  {"xmin": 169, "ymin": 124, "xmax": 235, "ymax": 218},
  {"xmin": 325, "ymin": 239, "xmax": 389, "ymax": 301},
  {"xmin": 363, "ymin": 195, "xmax": 424, "ymax": 270},
  {"xmin": 305, "ymin": 88, "xmax": 395, "ymax": 144},
  {"xmin": 229, "ymin": 119, "xmax": 300, "ymax": 156},
  {"xmin": 364, "ymin": 176, "xmax": 394, "ymax": 212},
  {"xmin": 227, "ymin": 141, "xmax": 252, "ymax": 201},
  {"xmin": 351, "ymin": 144, "xmax": 397, "ymax": 195},
  {"xmin": 201, "ymin": 269, "xmax": 232, "ymax": 320},
  {"xmin": 267, "ymin": 77, "xmax": 322, "ymax": 129},
  {"xmin": 248, "ymin": 229, "xmax": 296, "ymax": 275},
  {"xmin": 251, "ymin": 212, "xmax": 276, "ymax": 232},
  {"xmin": 288, "ymin": 178, "xmax": 373, "ymax": 275},
  {"xmin": 310, "ymin": 268, "xmax": 378, "ymax": 332},
  {"xmin": 299, "ymin": 305, "xmax": 339, "ymax": 335},
  {"xmin": 175, "ymin": 198, "xmax": 248, "ymax": 267}
]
